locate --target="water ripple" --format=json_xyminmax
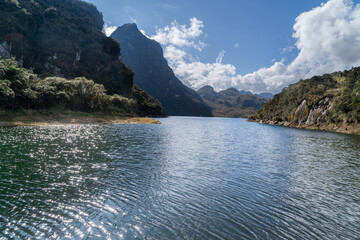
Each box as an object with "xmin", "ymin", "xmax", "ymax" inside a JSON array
[{"xmin": 0, "ymin": 118, "xmax": 359, "ymax": 239}]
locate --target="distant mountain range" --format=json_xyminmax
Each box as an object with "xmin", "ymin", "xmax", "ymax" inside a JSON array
[
  {"xmin": 197, "ymin": 85, "xmax": 269, "ymax": 118},
  {"xmin": 255, "ymin": 92, "xmax": 274, "ymax": 99},
  {"xmin": 238, "ymin": 90, "xmax": 273, "ymax": 99},
  {"xmin": 111, "ymin": 23, "xmax": 212, "ymax": 117}
]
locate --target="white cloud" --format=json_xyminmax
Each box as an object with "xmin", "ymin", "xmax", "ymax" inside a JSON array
[
  {"xmin": 289, "ymin": 0, "xmax": 360, "ymax": 76},
  {"xmin": 151, "ymin": 17, "xmax": 206, "ymax": 51},
  {"xmin": 174, "ymin": 62, "xmax": 236, "ymax": 90},
  {"xmin": 216, "ymin": 50, "xmax": 226, "ymax": 63},
  {"xmin": 281, "ymin": 45, "xmax": 295, "ymax": 54},
  {"xmin": 130, "ymin": 17, "xmax": 138, "ymax": 24},
  {"xmin": 164, "ymin": 45, "xmax": 187, "ymax": 65},
  {"xmin": 234, "ymin": 42, "xmax": 239, "ymax": 48},
  {"xmin": 139, "ymin": 29, "xmax": 149, "ymax": 38},
  {"xmin": 159, "ymin": 3, "xmax": 178, "ymax": 9},
  {"xmin": 103, "ymin": 24, "xmax": 117, "ymax": 37},
  {"xmin": 151, "ymin": 0, "xmax": 360, "ymax": 93}
]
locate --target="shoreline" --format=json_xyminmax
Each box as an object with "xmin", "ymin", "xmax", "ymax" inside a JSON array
[
  {"xmin": 248, "ymin": 119, "xmax": 360, "ymax": 135},
  {"xmin": 0, "ymin": 111, "xmax": 161, "ymax": 127}
]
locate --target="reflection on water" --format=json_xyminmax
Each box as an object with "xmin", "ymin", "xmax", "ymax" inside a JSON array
[{"xmin": 0, "ymin": 117, "xmax": 359, "ymax": 239}]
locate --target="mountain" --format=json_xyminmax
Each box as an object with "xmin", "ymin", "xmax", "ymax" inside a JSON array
[
  {"xmin": 0, "ymin": 0, "xmax": 165, "ymax": 116},
  {"xmin": 248, "ymin": 67, "xmax": 360, "ymax": 134},
  {"xmin": 255, "ymin": 92, "xmax": 274, "ymax": 99},
  {"xmin": 110, "ymin": 23, "xmax": 212, "ymax": 117},
  {"xmin": 239, "ymin": 90, "xmax": 273, "ymax": 99},
  {"xmin": 239, "ymin": 90, "xmax": 252, "ymax": 95},
  {"xmin": 197, "ymin": 85, "xmax": 269, "ymax": 118}
]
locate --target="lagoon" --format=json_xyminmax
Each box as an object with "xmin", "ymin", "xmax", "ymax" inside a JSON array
[{"xmin": 0, "ymin": 117, "xmax": 359, "ymax": 239}]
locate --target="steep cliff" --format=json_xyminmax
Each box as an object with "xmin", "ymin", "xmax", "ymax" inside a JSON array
[
  {"xmin": 111, "ymin": 23, "xmax": 212, "ymax": 117},
  {"xmin": 248, "ymin": 67, "xmax": 360, "ymax": 134},
  {"xmin": 0, "ymin": 0, "xmax": 165, "ymax": 116},
  {"xmin": 0, "ymin": 0, "xmax": 132, "ymax": 95},
  {"xmin": 197, "ymin": 85, "xmax": 268, "ymax": 118}
]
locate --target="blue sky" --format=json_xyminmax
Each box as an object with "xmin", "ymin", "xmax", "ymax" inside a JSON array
[{"xmin": 85, "ymin": 0, "xmax": 360, "ymax": 93}]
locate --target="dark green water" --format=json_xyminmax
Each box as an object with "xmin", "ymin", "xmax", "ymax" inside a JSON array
[{"xmin": 0, "ymin": 117, "xmax": 359, "ymax": 239}]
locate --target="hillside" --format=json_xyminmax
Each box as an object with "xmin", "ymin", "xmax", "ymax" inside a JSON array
[
  {"xmin": 0, "ymin": 0, "xmax": 165, "ymax": 116},
  {"xmin": 0, "ymin": 57, "xmax": 165, "ymax": 117},
  {"xmin": 248, "ymin": 67, "xmax": 360, "ymax": 134},
  {"xmin": 197, "ymin": 85, "xmax": 269, "ymax": 118},
  {"xmin": 110, "ymin": 23, "xmax": 213, "ymax": 117}
]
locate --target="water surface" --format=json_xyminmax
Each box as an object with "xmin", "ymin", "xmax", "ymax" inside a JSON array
[{"xmin": 0, "ymin": 117, "xmax": 359, "ymax": 239}]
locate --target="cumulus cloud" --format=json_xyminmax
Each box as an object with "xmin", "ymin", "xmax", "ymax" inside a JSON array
[
  {"xmin": 103, "ymin": 24, "xmax": 117, "ymax": 37},
  {"xmin": 139, "ymin": 29, "xmax": 150, "ymax": 38},
  {"xmin": 163, "ymin": 45, "xmax": 187, "ymax": 65},
  {"xmin": 151, "ymin": 17, "xmax": 206, "ymax": 51},
  {"xmin": 151, "ymin": 0, "xmax": 360, "ymax": 93},
  {"xmin": 289, "ymin": 0, "xmax": 360, "ymax": 76},
  {"xmin": 174, "ymin": 62, "xmax": 237, "ymax": 89}
]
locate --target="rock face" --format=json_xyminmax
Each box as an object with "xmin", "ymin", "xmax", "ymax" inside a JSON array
[
  {"xmin": 248, "ymin": 68, "xmax": 360, "ymax": 134},
  {"xmin": 291, "ymin": 97, "xmax": 333, "ymax": 125},
  {"xmin": 111, "ymin": 23, "xmax": 212, "ymax": 117},
  {"xmin": 0, "ymin": 0, "xmax": 166, "ymax": 117},
  {"xmin": 0, "ymin": 0, "xmax": 133, "ymax": 96},
  {"xmin": 293, "ymin": 100, "xmax": 309, "ymax": 124},
  {"xmin": 305, "ymin": 98, "xmax": 332, "ymax": 124},
  {"xmin": 197, "ymin": 85, "xmax": 269, "ymax": 118}
]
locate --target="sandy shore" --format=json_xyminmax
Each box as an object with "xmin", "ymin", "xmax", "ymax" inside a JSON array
[{"xmin": 0, "ymin": 111, "xmax": 161, "ymax": 127}]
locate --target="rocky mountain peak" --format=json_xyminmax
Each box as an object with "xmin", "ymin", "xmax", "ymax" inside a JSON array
[{"xmin": 111, "ymin": 23, "xmax": 213, "ymax": 116}]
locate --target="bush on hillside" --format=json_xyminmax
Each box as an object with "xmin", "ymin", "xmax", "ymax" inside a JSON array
[{"xmin": 0, "ymin": 57, "xmax": 165, "ymax": 116}]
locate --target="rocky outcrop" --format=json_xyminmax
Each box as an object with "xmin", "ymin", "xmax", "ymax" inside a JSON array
[
  {"xmin": 248, "ymin": 68, "xmax": 360, "ymax": 135},
  {"xmin": 305, "ymin": 97, "xmax": 332, "ymax": 125},
  {"xmin": 0, "ymin": 0, "xmax": 133, "ymax": 96},
  {"xmin": 293, "ymin": 100, "xmax": 309, "ymax": 123},
  {"xmin": 0, "ymin": 42, "xmax": 12, "ymax": 59},
  {"xmin": 0, "ymin": 0, "xmax": 166, "ymax": 117},
  {"xmin": 257, "ymin": 97, "xmax": 334, "ymax": 126}
]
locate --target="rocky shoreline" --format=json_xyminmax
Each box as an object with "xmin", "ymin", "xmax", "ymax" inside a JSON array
[
  {"xmin": 248, "ymin": 95, "xmax": 360, "ymax": 135},
  {"xmin": 248, "ymin": 119, "xmax": 360, "ymax": 135}
]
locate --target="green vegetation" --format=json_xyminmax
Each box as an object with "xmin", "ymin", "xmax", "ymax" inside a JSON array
[
  {"xmin": 333, "ymin": 70, "xmax": 360, "ymax": 123},
  {"xmin": 249, "ymin": 67, "xmax": 360, "ymax": 124},
  {"xmin": 5, "ymin": 0, "xmax": 20, "ymax": 7},
  {"xmin": 0, "ymin": 0, "xmax": 133, "ymax": 95},
  {"xmin": 0, "ymin": 0, "xmax": 166, "ymax": 116},
  {"xmin": 0, "ymin": 58, "xmax": 165, "ymax": 116},
  {"xmin": 131, "ymin": 85, "xmax": 166, "ymax": 117}
]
